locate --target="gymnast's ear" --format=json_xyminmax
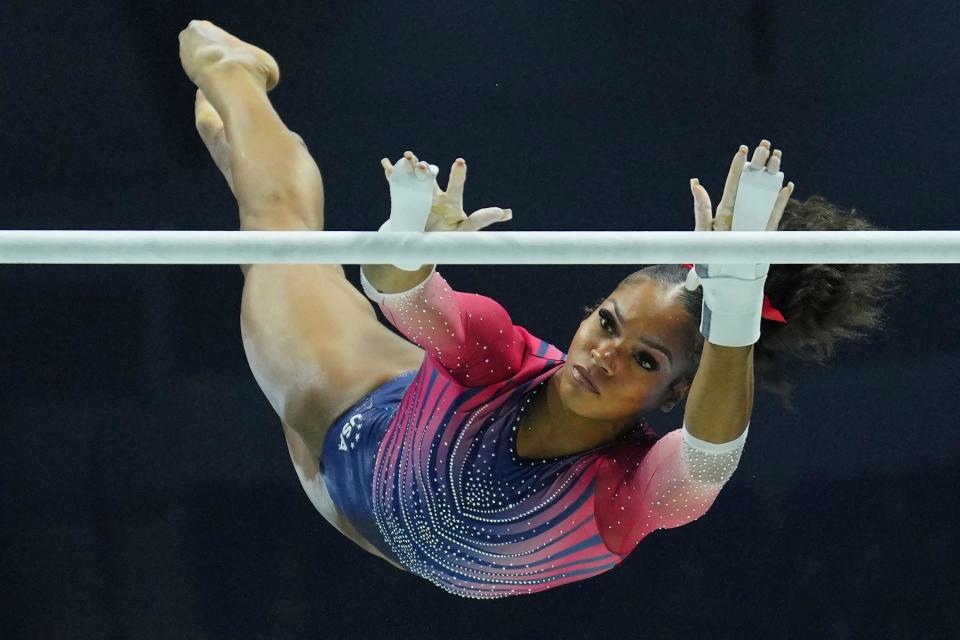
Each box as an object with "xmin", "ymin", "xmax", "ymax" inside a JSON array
[{"xmin": 658, "ymin": 379, "xmax": 692, "ymax": 413}]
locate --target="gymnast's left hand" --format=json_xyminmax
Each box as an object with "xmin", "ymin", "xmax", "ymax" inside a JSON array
[
  {"xmin": 689, "ymin": 140, "xmax": 795, "ymax": 232},
  {"xmin": 381, "ymin": 151, "xmax": 513, "ymax": 232}
]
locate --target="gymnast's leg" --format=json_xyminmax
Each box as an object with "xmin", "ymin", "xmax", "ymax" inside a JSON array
[
  {"xmin": 180, "ymin": 20, "xmax": 322, "ymax": 241},
  {"xmin": 180, "ymin": 20, "xmax": 424, "ymax": 459}
]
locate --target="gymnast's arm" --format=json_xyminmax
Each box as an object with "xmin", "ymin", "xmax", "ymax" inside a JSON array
[
  {"xmin": 595, "ymin": 343, "xmax": 751, "ymax": 555},
  {"xmin": 684, "ymin": 342, "xmax": 753, "ymax": 443},
  {"xmin": 683, "ymin": 136, "xmax": 791, "ymax": 442}
]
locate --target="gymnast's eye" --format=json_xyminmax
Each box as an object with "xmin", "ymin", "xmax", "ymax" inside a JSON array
[
  {"xmin": 598, "ymin": 309, "xmax": 659, "ymax": 372},
  {"xmin": 598, "ymin": 309, "xmax": 615, "ymax": 333}
]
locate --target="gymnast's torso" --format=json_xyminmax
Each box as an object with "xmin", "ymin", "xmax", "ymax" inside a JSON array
[{"xmin": 303, "ymin": 268, "xmax": 747, "ymax": 597}]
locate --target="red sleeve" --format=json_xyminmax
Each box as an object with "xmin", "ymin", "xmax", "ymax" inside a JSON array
[{"xmin": 361, "ymin": 267, "xmax": 527, "ymax": 386}]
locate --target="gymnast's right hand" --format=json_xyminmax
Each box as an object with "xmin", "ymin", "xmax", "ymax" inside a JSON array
[{"xmin": 381, "ymin": 151, "xmax": 512, "ymax": 232}]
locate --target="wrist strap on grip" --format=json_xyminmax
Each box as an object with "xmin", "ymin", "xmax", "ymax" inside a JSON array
[{"xmin": 686, "ymin": 267, "xmax": 767, "ymax": 347}]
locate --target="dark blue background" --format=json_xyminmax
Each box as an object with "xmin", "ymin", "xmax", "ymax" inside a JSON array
[{"xmin": 2, "ymin": 1, "xmax": 958, "ymax": 637}]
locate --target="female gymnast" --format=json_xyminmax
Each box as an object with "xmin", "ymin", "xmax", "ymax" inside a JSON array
[{"xmin": 179, "ymin": 20, "xmax": 903, "ymax": 597}]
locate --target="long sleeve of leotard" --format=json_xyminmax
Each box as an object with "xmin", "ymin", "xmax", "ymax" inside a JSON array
[
  {"xmin": 360, "ymin": 267, "xmax": 527, "ymax": 387},
  {"xmin": 595, "ymin": 422, "xmax": 748, "ymax": 556}
]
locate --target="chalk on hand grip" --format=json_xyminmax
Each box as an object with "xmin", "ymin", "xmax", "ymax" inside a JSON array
[
  {"xmin": 380, "ymin": 158, "xmax": 440, "ymax": 271},
  {"xmin": 732, "ymin": 165, "xmax": 784, "ymax": 232}
]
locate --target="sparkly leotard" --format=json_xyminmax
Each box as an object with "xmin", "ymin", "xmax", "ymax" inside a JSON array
[{"xmin": 354, "ymin": 267, "xmax": 748, "ymax": 598}]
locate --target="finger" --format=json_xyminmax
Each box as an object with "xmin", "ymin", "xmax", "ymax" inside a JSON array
[
  {"xmin": 766, "ymin": 149, "xmax": 782, "ymax": 175},
  {"xmin": 446, "ymin": 158, "xmax": 466, "ymax": 202},
  {"xmin": 690, "ymin": 179, "xmax": 713, "ymax": 232},
  {"xmin": 458, "ymin": 207, "xmax": 512, "ymax": 232},
  {"xmin": 395, "ymin": 152, "xmax": 416, "ymax": 174},
  {"xmin": 381, "ymin": 157, "xmax": 393, "ymax": 178},
  {"xmin": 750, "ymin": 140, "xmax": 771, "ymax": 170},
  {"xmin": 766, "ymin": 182, "xmax": 795, "ymax": 231},
  {"xmin": 414, "ymin": 161, "xmax": 439, "ymax": 183},
  {"xmin": 716, "ymin": 145, "xmax": 748, "ymax": 218}
]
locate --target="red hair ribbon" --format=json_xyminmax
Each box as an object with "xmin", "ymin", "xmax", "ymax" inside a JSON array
[{"xmin": 681, "ymin": 263, "xmax": 787, "ymax": 324}]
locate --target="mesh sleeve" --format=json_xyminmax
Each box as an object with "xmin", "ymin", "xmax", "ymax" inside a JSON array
[{"xmin": 595, "ymin": 423, "xmax": 747, "ymax": 556}]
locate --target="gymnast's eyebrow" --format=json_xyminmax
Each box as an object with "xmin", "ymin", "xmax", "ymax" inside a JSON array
[{"xmin": 611, "ymin": 298, "xmax": 673, "ymax": 367}]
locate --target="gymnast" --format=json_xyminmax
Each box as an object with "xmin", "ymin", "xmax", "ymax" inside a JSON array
[{"xmin": 179, "ymin": 20, "xmax": 902, "ymax": 597}]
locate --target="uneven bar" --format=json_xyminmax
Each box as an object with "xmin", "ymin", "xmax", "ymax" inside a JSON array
[{"xmin": 0, "ymin": 230, "xmax": 956, "ymax": 264}]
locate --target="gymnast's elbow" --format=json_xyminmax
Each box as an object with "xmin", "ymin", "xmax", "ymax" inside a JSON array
[{"xmin": 361, "ymin": 263, "xmax": 435, "ymax": 294}]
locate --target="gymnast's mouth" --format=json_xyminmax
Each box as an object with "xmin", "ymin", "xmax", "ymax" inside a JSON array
[{"xmin": 570, "ymin": 364, "xmax": 600, "ymax": 394}]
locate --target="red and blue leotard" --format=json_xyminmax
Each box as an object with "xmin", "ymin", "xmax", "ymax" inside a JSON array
[{"xmin": 354, "ymin": 267, "xmax": 748, "ymax": 598}]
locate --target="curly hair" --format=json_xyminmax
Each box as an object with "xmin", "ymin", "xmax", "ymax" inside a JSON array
[{"xmin": 582, "ymin": 194, "xmax": 906, "ymax": 414}]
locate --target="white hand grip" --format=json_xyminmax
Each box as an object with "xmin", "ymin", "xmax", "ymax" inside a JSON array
[
  {"xmin": 380, "ymin": 159, "xmax": 439, "ymax": 270},
  {"xmin": 731, "ymin": 164, "xmax": 784, "ymax": 232},
  {"xmin": 684, "ymin": 163, "xmax": 782, "ymax": 346}
]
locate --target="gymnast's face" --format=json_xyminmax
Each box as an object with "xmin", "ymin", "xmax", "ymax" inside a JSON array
[{"xmin": 562, "ymin": 278, "xmax": 693, "ymax": 422}]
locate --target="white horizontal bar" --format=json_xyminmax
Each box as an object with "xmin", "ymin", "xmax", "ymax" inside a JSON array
[{"xmin": 0, "ymin": 230, "xmax": 955, "ymax": 264}]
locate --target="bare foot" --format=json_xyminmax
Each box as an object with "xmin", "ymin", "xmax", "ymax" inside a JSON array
[
  {"xmin": 179, "ymin": 20, "xmax": 279, "ymax": 91},
  {"xmin": 194, "ymin": 89, "xmax": 234, "ymax": 193}
]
